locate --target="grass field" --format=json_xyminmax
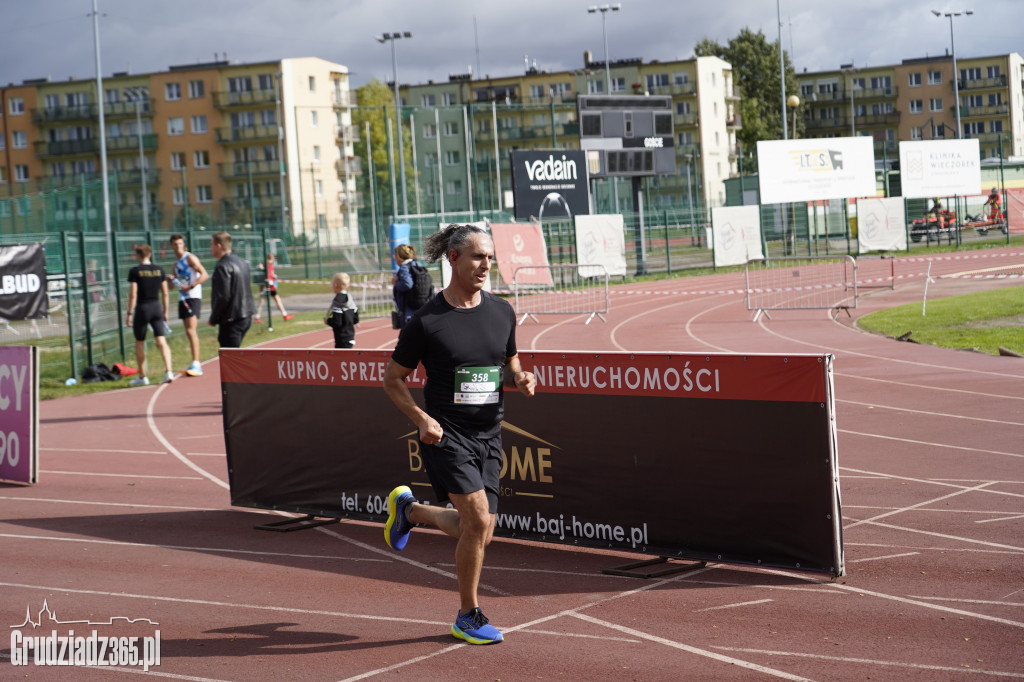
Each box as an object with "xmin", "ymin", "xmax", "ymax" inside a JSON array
[{"xmin": 857, "ymin": 285, "xmax": 1024, "ymax": 355}]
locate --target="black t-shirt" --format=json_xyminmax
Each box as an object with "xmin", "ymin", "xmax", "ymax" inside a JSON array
[
  {"xmin": 392, "ymin": 290, "xmax": 517, "ymax": 438},
  {"xmin": 128, "ymin": 263, "xmax": 166, "ymax": 305}
]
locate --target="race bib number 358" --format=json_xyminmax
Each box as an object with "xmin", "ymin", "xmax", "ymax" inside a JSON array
[{"xmin": 454, "ymin": 366, "xmax": 500, "ymax": 405}]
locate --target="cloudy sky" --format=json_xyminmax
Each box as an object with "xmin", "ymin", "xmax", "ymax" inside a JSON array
[{"xmin": 1, "ymin": 1, "xmax": 1020, "ymax": 90}]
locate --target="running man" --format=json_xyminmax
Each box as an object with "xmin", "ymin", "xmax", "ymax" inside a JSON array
[
  {"xmin": 382, "ymin": 223, "xmax": 536, "ymax": 645},
  {"xmin": 125, "ymin": 244, "xmax": 174, "ymax": 386},
  {"xmin": 168, "ymin": 234, "xmax": 208, "ymax": 376}
]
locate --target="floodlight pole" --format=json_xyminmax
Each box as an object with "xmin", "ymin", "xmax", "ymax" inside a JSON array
[
  {"xmin": 377, "ymin": 32, "xmax": 412, "ymax": 218},
  {"xmin": 778, "ymin": 0, "xmax": 787, "ymax": 140},
  {"xmin": 588, "ymin": 4, "xmax": 622, "ymax": 213},
  {"xmin": 92, "ymin": 0, "xmax": 111, "ymax": 232},
  {"xmin": 934, "ymin": 9, "xmax": 972, "ymax": 139},
  {"xmin": 126, "ymin": 88, "xmax": 149, "ymax": 230}
]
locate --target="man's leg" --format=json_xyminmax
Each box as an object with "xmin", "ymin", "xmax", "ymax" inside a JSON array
[
  {"xmin": 447, "ymin": 490, "xmax": 493, "ymax": 612},
  {"xmin": 154, "ymin": 335, "xmax": 173, "ymax": 374},
  {"xmin": 183, "ymin": 315, "xmax": 200, "ymax": 363},
  {"xmin": 135, "ymin": 340, "xmax": 146, "ymax": 377}
]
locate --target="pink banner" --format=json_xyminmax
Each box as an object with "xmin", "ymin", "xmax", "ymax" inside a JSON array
[
  {"xmin": 490, "ymin": 223, "xmax": 553, "ymax": 287},
  {"xmin": 0, "ymin": 346, "xmax": 38, "ymax": 484}
]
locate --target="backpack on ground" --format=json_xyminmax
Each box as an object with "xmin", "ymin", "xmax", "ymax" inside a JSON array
[{"xmin": 404, "ymin": 262, "xmax": 434, "ymax": 310}]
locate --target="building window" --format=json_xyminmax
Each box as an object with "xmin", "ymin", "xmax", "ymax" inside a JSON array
[
  {"xmin": 258, "ymin": 74, "xmax": 274, "ymax": 90},
  {"xmin": 9, "ymin": 97, "xmax": 24, "ymax": 114},
  {"xmin": 443, "ymin": 121, "xmax": 459, "ymax": 137},
  {"xmin": 960, "ymin": 67, "xmax": 981, "ymax": 81},
  {"xmin": 313, "ymin": 145, "xmax": 321, "ymax": 162},
  {"xmin": 421, "ymin": 94, "xmax": 436, "ymax": 106},
  {"xmin": 908, "ymin": 73, "xmax": 922, "ymax": 87},
  {"xmin": 172, "ymin": 187, "xmax": 185, "ymax": 205},
  {"xmin": 910, "ymin": 126, "xmax": 923, "ymax": 140},
  {"xmin": 553, "ymin": 82, "xmax": 572, "ymax": 96},
  {"xmin": 991, "ymin": 120, "xmax": 1003, "ymax": 133},
  {"xmin": 259, "ymin": 110, "xmax": 276, "ymax": 126},
  {"xmin": 168, "ymin": 117, "xmax": 184, "ymax": 135},
  {"xmin": 230, "ymin": 111, "xmax": 255, "ymax": 128},
  {"xmin": 645, "ymin": 73, "xmax": 669, "ymax": 90},
  {"xmin": 105, "ymin": 89, "xmax": 119, "ymax": 103},
  {"xmin": 927, "ymin": 70, "xmax": 942, "ymax": 85},
  {"xmin": 193, "ymin": 150, "xmax": 210, "ymax": 168},
  {"xmin": 189, "ymin": 80, "xmax": 205, "ymax": 98},
  {"xmin": 314, "ymin": 180, "xmax": 323, "ymax": 196},
  {"xmin": 929, "ymin": 97, "xmax": 943, "ymax": 112},
  {"xmin": 195, "ymin": 185, "xmax": 212, "ymax": 203},
  {"xmin": 799, "ymin": 83, "xmax": 813, "ymax": 96},
  {"xmin": 423, "ymin": 123, "xmax": 437, "ymax": 138},
  {"xmin": 931, "ymin": 123, "xmax": 945, "ymax": 138},
  {"xmin": 308, "ymin": 75, "xmax": 316, "ymax": 92},
  {"xmin": 677, "ymin": 131, "xmax": 692, "ymax": 146},
  {"xmin": 425, "ymin": 152, "xmax": 437, "ymax": 167},
  {"xmin": 676, "ymin": 101, "xmax": 690, "ymax": 115},
  {"xmin": 165, "ymin": 82, "xmax": 181, "ymax": 100},
  {"xmin": 442, "ymin": 92, "xmax": 456, "ymax": 106},
  {"xmin": 909, "ymin": 100, "xmax": 923, "ymax": 114},
  {"xmin": 44, "ymin": 94, "xmax": 59, "ymax": 109},
  {"xmin": 587, "ymin": 80, "xmax": 604, "ymax": 94},
  {"xmin": 15, "ymin": 165, "xmax": 29, "ymax": 182},
  {"xmin": 228, "ymin": 76, "xmax": 252, "ymax": 93},
  {"xmin": 963, "ymin": 121, "xmax": 984, "ymax": 136},
  {"xmin": 674, "ymin": 72, "xmax": 689, "ymax": 85},
  {"xmin": 986, "ymin": 65, "xmax": 1001, "ymax": 79},
  {"xmin": 529, "ymin": 84, "xmax": 545, "ymax": 99},
  {"xmin": 191, "ymin": 115, "xmax": 207, "ymax": 134},
  {"xmin": 870, "ymin": 76, "xmax": 891, "ymax": 90},
  {"xmin": 310, "ymin": 110, "xmax": 318, "ymax": 127},
  {"xmin": 962, "ymin": 94, "xmax": 983, "ymax": 108},
  {"xmin": 170, "ymin": 152, "xmax": 185, "ymax": 170},
  {"xmin": 444, "ymin": 150, "xmax": 460, "ymax": 166},
  {"xmin": 12, "ymin": 131, "xmax": 26, "ymax": 149},
  {"xmin": 818, "ymin": 82, "xmax": 835, "ymax": 94},
  {"xmin": 988, "ymin": 92, "xmax": 1003, "ymax": 106},
  {"xmin": 610, "ymin": 77, "xmax": 625, "ymax": 92},
  {"xmin": 445, "ymin": 179, "xmax": 462, "ymax": 195}
]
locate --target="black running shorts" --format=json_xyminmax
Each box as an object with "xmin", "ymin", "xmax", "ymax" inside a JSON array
[
  {"xmin": 178, "ymin": 298, "xmax": 202, "ymax": 320},
  {"xmin": 133, "ymin": 300, "xmax": 165, "ymax": 341},
  {"xmin": 420, "ymin": 418, "xmax": 502, "ymax": 514}
]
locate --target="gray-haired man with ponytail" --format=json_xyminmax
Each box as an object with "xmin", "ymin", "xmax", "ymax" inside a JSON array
[{"xmin": 382, "ymin": 223, "xmax": 536, "ymax": 645}]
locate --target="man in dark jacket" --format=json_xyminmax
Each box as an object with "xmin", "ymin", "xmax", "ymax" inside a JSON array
[{"xmin": 208, "ymin": 231, "xmax": 256, "ymax": 348}]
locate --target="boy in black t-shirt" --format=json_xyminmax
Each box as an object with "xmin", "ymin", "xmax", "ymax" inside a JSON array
[
  {"xmin": 126, "ymin": 244, "xmax": 174, "ymax": 386},
  {"xmin": 323, "ymin": 272, "xmax": 358, "ymax": 348}
]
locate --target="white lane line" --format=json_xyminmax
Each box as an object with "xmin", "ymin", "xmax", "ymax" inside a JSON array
[
  {"xmin": 146, "ymin": 383, "xmax": 229, "ymax": 490},
  {"xmin": 762, "ymin": 569, "xmax": 1024, "ymax": 629},
  {"xmin": 0, "ymin": 533, "xmax": 390, "ymax": 564},
  {"xmin": 184, "ymin": 452, "xmax": 226, "ymax": 457},
  {"xmin": 0, "ymin": 496, "xmax": 217, "ymax": 511},
  {"xmin": 977, "ymin": 514, "xmax": 1024, "ymax": 524},
  {"xmin": 839, "ymin": 429, "xmax": 1024, "ymax": 459},
  {"xmin": 840, "ymin": 467, "xmax": 1024, "ymax": 501},
  {"xmin": 908, "ymin": 596, "xmax": 1024, "ymax": 607},
  {"xmin": 846, "ymin": 517, "xmax": 1024, "ymax": 553},
  {"xmin": 570, "ymin": 612, "xmax": 811, "ymax": 680},
  {"xmin": 693, "ymin": 598, "xmax": 774, "ymax": 613},
  {"xmin": 836, "ymin": 372, "xmax": 1024, "ymax": 401},
  {"xmin": 40, "ymin": 470, "xmax": 204, "ymax": 480},
  {"xmin": 838, "ymin": 399, "xmax": 1024, "ymax": 426},
  {"xmin": 709, "ymin": 647, "xmax": 1024, "ymax": 679},
  {"xmin": 40, "ymin": 447, "xmax": 167, "ymax": 455},
  {"xmin": 848, "ymin": 542, "xmax": 1021, "ymax": 556},
  {"xmin": 0, "ymin": 581, "xmax": 444, "ymax": 626},
  {"xmin": 844, "ymin": 482, "xmax": 995, "ymax": 530},
  {"xmin": 517, "ymin": 628, "xmax": 641, "ymax": 643},
  {"xmin": 845, "ymin": 552, "xmax": 919, "ymax": 564}
]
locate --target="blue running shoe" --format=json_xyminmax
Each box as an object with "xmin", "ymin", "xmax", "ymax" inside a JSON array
[
  {"xmin": 385, "ymin": 485, "xmax": 415, "ymax": 551},
  {"xmin": 452, "ymin": 608, "xmax": 503, "ymax": 645}
]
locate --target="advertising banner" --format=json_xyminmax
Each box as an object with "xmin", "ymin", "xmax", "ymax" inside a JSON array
[
  {"xmin": 490, "ymin": 223, "xmax": 553, "ymax": 287},
  {"xmin": 574, "ymin": 214, "xmax": 626, "ymax": 278},
  {"xmin": 0, "ymin": 243, "xmax": 48, "ymax": 321},
  {"xmin": 898, "ymin": 139, "xmax": 981, "ymax": 199},
  {"xmin": 711, "ymin": 206, "xmax": 764, "ymax": 267},
  {"xmin": 857, "ymin": 197, "xmax": 908, "ymax": 253},
  {"xmin": 757, "ymin": 137, "xmax": 876, "ymax": 204},
  {"xmin": 0, "ymin": 346, "xmax": 39, "ymax": 485},
  {"xmin": 510, "ymin": 150, "xmax": 590, "ymax": 221},
  {"xmin": 221, "ymin": 349, "xmax": 844, "ymax": 577}
]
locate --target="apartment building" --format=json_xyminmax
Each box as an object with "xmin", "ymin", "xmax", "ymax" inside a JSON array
[
  {"xmin": 0, "ymin": 57, "xmax": 359, "ymax": 242},
  {"xmin": 797, "ymin": 52, "xmax": 1023, "ymax": 162},
  {"xmin": 396, "ymin": 53, "xmax": 741, "ymax": 214}
]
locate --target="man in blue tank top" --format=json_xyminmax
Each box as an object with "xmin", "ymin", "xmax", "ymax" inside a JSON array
[{"xmin": 168, "ymin": 234, "xmax": 209, "ymax": 376}]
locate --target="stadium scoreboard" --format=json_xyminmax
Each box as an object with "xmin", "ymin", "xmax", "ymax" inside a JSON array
[{"xmin": 577, "ymin": 95, "xmax": 676, "ymax": 178}]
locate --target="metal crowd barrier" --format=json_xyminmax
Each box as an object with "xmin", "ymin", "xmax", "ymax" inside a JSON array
[
  {"xmin": 512, "ymin": 264, "xmax": 609, "ymax": 325},
  {"xmin": 744, "ymin": 256, "xmax": 858, "ymax": 322}
]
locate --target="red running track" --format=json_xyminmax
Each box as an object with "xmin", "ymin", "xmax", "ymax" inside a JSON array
[{"xmin": 1, "ymin": 248, "xmax": 1022, "ymax": 680}]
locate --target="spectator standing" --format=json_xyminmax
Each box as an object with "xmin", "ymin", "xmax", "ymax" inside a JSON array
[
  {"xmin": 254, "ymin": 252, "xmax": 293, "ymax": 323},
  {"xmin": 208, "ymin": 231, "xmax": 256, "ymax": 348},
  {"xmin": 167, "ymin": 233, "xmax": 209, "ymax": 376},
  {"xmin": 125, "ymin": 244, "xmax": 174, "ymax": 386},
  {"xmin": 324, "ymin": 272, "xmax": 358, "ymax": 349}
]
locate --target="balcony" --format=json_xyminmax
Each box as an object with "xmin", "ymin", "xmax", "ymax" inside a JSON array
[
  {"xmin": 958, "ymin": 75, "xmax": 1007, "ymax": 91},
  {"xmin": 725, "ymin": 85, "xmax": 741, "ymax": 101},
  {"xmin": 44, "ymin": 171, "xmax": 102, "ymax": 185},
  {"xmin": 665, "ymin": 82, "xmax": 696, "ymax": 96},
  {"xmin": 856, "ymin": 112, "xmax": 900, "ymax": 126},
  {"xmin": 335, "ymin": 157, "xmax": 362, "ymax": 176},
  {"xmin": 31, "ymin": 105, "xmax": 95, "ymax": 124},
  {"xmin": 221, "ymin": 195, "xmax": 283, "ymax": 210},
  {"xmin": 213, "ymin": 90, "xmax": 277, "ymax": 108},
  {"xmin": 675, "ymin": 112, "xmax": 698, "ymax": 126},
  {"xmin": 726, "ymin": 113, "xmax": 742, "ymax": 129},
  {"xmin": 961, "ymin": 104, "xmax": 1009, "ymax": 117},
  {"xmin": 967, "ymin": 131, "xmax": 1008, "ymax": 144},
  {"xmin": 335, "ymin": 124, "xmax": 360, "ymax": 143},
  {"xmin": 332, "ymin": 91, "xmax": 358, "ymax": 108},
  {"xmin": 804, "ymin": 116, "xmax": 848, "ymax": 131},
  {"xmin": 34, "ymin": 138, "xmax": 99, "ymax": 157},
  {"xmin": 218, "ymin": 160, "xmax": 281, "ymax": 179},
  {"xmin": 112, "ymin": 169, "xmax": 160, "ymax": 186},
  {"xmin": 116, "ymin": 202, "xmax": 164, "ymax": 222},
  {"xmin": 105, "ymin": 134, "xmax": 158, "ymax": 152},
  {"xmin": 852, "ymin": 86, "xmax": 896, "ymax": 100},
  {"xmin": 103, "ymin": 99, "xmax": 154, "ymax": 118},
  {"xmin": 339, "ymin": 190, "xmax": 365, "ymax": 208},
  {"xmin": 216, "ymin": 125, "xmax": 278, "ymax": 143}
]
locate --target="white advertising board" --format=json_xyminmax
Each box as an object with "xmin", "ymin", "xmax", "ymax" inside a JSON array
[
  {"xmin": 574, "ymin": 214, "xmax": 627, "ymax": 278},
  {"xmin": 757, "ymin": 137, "xmax": 877, "ymax": 204},
  {"xmin": 898, "ymin": 139, "xmax": 981, "ymax": 199},
  {"xmin": 857, "ymin": 197, "xmax": 908, "ymax": 253},
  {"xmin": 711, "ymin": 205, "xmax": 764, "ymax": 268}
]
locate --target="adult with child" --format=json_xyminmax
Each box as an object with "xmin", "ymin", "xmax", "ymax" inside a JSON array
[
  {"xmin": 167, "ymin": 233, "xmax": 208, "ymax": 376},
  {"xmin": 125, "ymin": 244, "xmax": 175, "ymax": 386},
  {"xmin": 208, "ymin": 231, "xmax": 256, "ymax": 348},
  {"xmin": 324, "ymin": 272, "xmax": 358, "ymax": 348},
  {"xmin": 254, "ymin": 252, "xmax": 293, "ymax": 323},
  {"xmin": 391, "ymin": 243, "xmax": 431, "ymax": 329},
  {"xmin": 382, "ymin": 223, "xmax": 536, "ymax": 645}
]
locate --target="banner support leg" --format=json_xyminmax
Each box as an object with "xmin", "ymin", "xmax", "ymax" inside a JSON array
[
  {"xmin": 602, "ymin": 556, "xmax": 707, "ymax": 579},
  {"xmin": 254, "ymin": 514, "xmax": 340, "ymax": 533}
]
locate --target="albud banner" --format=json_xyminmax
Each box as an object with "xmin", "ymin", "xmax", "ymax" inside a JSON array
[
  {"xmin": 757, "ymin": 137, "xmax": 876, "ymax": 204},
  {"xmin": 0, "ymin": 244, "xmax": 48, "ymax": 321},
  {"xmin": 898, "ymin": 139, "xmax": 981, "ymax": 199},
  {"xmin": 510, "ymin": 150, "xmax": 590, "ymax": 221}
]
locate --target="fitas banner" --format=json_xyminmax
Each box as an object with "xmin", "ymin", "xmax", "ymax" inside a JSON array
[{"xmin": 0, "ymin": 243, "xmax": 48, "ymax": 321}]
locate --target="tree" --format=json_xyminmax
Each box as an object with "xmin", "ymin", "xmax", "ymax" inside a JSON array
[
  {"xmin": 695, "ymin": 28, "xmax": 801, "ymax": 164},
  {"xmin": 352, "ymin": 78, "xmax": 415, "ymax": 222}
]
